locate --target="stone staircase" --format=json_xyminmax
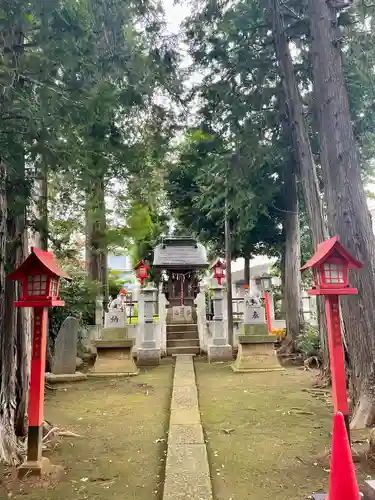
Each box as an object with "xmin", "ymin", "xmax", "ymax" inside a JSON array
[{"xmin": 166, "ymin": 323, "xmax": 200, "ymax": 356}]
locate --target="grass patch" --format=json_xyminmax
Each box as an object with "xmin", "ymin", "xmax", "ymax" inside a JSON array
[
  {"xmin": 1, "ymin": 360, "xmax": 174, "ymax": 500},
  {"xmin": 195, "ymin": 361, "xmax": 345, "ymax": 500}
]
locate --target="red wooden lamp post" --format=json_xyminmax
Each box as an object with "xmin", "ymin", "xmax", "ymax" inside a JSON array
[
  {"xmin": 8, "ymin": 247, "xmax": 70, "ymax": 477},
  {"xmin": 134, "ymin": 260, "xmax": 150, "ymax": 285},
  {"xmin": 301, "ymin": 236, "xmax": 362, "ymax": 439},
  {"xmin": 212, "ymin": 258, "xmax": 225, "ymax": 286}
]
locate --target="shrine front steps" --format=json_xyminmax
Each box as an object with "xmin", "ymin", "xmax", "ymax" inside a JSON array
[
  {"xmin": 167, "ymin": 323, "xmax": 200, "ymax": 356},
  {"xmin": 167, "ymin": 346, "xmax": 200, "ymax": 356},
  {"xmin": 167, "ymin": 323, "xmax": 198, "ymax": 335}
]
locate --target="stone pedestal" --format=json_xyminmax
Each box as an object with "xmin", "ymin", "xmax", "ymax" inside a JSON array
[
  {"xmin": 91, "ymin": 339, "xmax": 138, "ymax": 376},
  {"xmin": 244, "ymin": 323, "xmax": 269, "ymax": 335},
  {"xmin": 137, "ymin": 285, "xmax": 160, "ymax": 366},
  {"xmin": 207, "ymin": 343, "xmax": 232, "ymax": 362},
  {"xmin": 232, "ymin": 335, "xmax": 283, "ymax": 373},
  {"xmin": 137, "ymin": 348, "xmax": 161, "ymax": 366},
  {"xmin": 18, "ymin": 457, "xmax": 53, "ymax": 479},
  {"xmin": 207, "ymin": 286, "xmax": 232, "ymax": 362}
]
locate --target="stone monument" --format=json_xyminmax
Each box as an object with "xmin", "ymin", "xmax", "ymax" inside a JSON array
[
  {"xmin": 244, "ymin": 299, "xmax": 268, "ymax": 335},
  {"xmin": 52, "ymin": 317, "xmax": 79, "ymax": 374},
  {"xmin": 232, "ymin": 301, "xmax": 283, "ymax": 373}
]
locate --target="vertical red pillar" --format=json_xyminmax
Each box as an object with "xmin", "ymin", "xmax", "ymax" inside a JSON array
[
  {"xmin": 264, "ymin": 291, "xmax": 272, "ymax": 334},
  {"xmin": 27, "ymin": 307, "xmax": 48, "ymax": 463},
  {"xmin": 325, "ymin": 295, "xmax": 350, "ymax": 440}
]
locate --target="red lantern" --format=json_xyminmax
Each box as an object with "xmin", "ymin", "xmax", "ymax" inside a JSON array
[
  {"xmin": 301, "ymin": 236, "xmax": 361, "ymax": 295},
  {"xmin": 212, "ymin": 258, "xmax": 225, "ymax": 286},
  {"xmin": 301, "ymin": 236, "xmax": 362, "ymax": 441},
  {"xmin": 8, "ymin": 247, "xmax": 69, "ymax": 308},
  {"xmin": 8, "ymin": 248, "xmax": 70, "ymax": 477},
  {"xmin": 134, "ymin": 260, "xmax": 150, "ymax": 285}
]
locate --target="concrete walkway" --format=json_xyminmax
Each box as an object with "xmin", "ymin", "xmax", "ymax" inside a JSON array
[{"xmin": 163, "ymin": 355, "xmax": 213, "ymax": 500}]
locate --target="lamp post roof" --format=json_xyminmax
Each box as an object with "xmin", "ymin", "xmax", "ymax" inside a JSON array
[
  {"xmin": 301, "ymin": 236, "xmax": 363, "ymax": 272},
  {"xmin": 8, "ymin": 247, "xmax": 70, "ymax": 281},
  {"xmin": 211, "ymin": 258, "xmax": 225, "ymax": 270},
  {"xmin": 134, "ymin": 259, "xmax": 149, "ymax": 270}
]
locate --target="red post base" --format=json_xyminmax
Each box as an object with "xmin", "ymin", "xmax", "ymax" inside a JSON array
[{"xmin": 17, "ymin": 457, "xmax": 52, "ymax": 479}]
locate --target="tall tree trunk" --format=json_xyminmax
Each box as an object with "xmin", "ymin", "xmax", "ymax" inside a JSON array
[
  {"xmin": 308, "ymin": 0, "xmax": 375, "ymax": 428},
  {"xmin": 0, "ymin": 24, "xmax": 30, "ymax": 464},
  {"xmin": 37, "ymin": 158, "xmax": 48, "ymax": 251},
  {"xmin": 85, "ymin": 175, "xmax": 109, "ymax": 312},
  {"xmin": 269, "ymin": 0, "xmax": 330, "ymax": 378},
  {"xmin": 244, "ymin": 256, "xmax": 250, "ymax": 287},
  {"xmin": 0, "ymin": 154, "xmax": 30, "ymax": 464},
  {"xmin": 225, "ymin": 198, "xmax": 234, "ymax": 347},
  {"xmin": 281, "ymin": 158, "xmax": 303, "ymax": 353},
  {"xmin": 32, "ymin": 157, "xmax": 49, "ymax": 251}
]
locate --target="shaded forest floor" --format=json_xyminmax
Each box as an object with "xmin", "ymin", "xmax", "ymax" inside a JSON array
[
  {"xmin": 195, "ymin": 360, "xmax": 372, "ymax": 500},
  {"xmin": 1, "ymin": 358, "xmax": 374, "ymax": 500},
  {"xmin": 0, "ymin": 360, "xmax": 174, "ymax": 500}
]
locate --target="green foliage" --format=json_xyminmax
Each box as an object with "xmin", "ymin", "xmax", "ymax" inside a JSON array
[
  {"xmin": 166, "ymin": 0, "xmax": 375, "ymax": 263},
  {"xmin": 108, "ymin": 274, "xmax": 124, "ymax": 299},
  {"xmin": 48, "ymin": 274, "xmax": 99, "ymax": 341},
  {"xmin": 297, "ymin": 325, "xmax": 321, "ymax": 359}
]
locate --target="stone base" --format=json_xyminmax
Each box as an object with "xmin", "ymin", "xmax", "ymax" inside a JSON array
[
  {"xmin": 207, "ymin": 344, "xmax": 232, "ymax": 363},
  {"xmin": 100, "ymin": 327, "xmax": 127, "ymax": 341},
  {"xmin": 232, "ymin": 335, "xmax": 284, "ymax": 373},
  {"xmin": 244, "ymin": 323, "xmax": 269, "ymax": 335},
  {"xmin": 137, "ymin": 348, "xmax": 161, "ymax": 367},
  {"xmin": 311, "ymin": 495, "xmax": 327, "ymax": 500},
  {"xmin": 17, "ymin": 457, "xmax": 53, "ymax": 479},
  {"xmin": 45, "ymin": 372, "xmax": 87, "ymax": 384},
  {"xmin": 93, "ymin": 339, "xmax": 138, "ymax": 375}
]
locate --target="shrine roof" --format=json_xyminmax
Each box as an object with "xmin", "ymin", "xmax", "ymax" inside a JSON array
[{"xmin": 153, "ymin": 237, "xmax": 208, "ymax": 269}]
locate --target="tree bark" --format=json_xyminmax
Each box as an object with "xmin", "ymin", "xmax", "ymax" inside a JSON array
[
  {"xmin": 0, "ymin": 23, "xmax": 30, "ymax": 463},
  {"xmin": 308, "ymin": 0, "xmax": 375, "ymax": 427},
  {"xmin": 85, "ymin": 174, "xmax": 109, "ymax": 312},
  {"xmin": 269, "ymin": 0, "xmax": 330, "ymax": 378},
  {"xmin": 37, "ymin": 157, "xmax": 49, "ymax": 251},
  {"xmin": 281, "ymin": 158, "xmax": 303, "ymax": 352},
  {"xmin": 225, "ymin": 198, "xmax": 234, "ymax": 347},
  {"xmin": 244, "ymin": 256, "xmax": 250, "ymax": 287},
  {"xmin": 0, "ymin": 155, "xmax": 30, "ymax": 464}
]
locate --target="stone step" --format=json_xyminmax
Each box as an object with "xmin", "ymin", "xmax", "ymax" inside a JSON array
[
  {"xmin": 167, "ymin": 323, "xmax": 197, "ymax": 333},
  {"xmin": 167, "ymin": 338, "xmax": 200, "ymax": 348},
  {"xmin": 167, "ymin": 346, "xmax": 200, "ymax": 356},
  {"xmin": 167, "ymin": 330, "xmax": 199, "ymax": 340},
  {"xmin": 95, "ymin": 339, "xmax": 134, "ymax": 349}
]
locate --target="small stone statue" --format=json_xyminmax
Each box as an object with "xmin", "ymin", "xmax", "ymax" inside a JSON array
[{"xmin": 109, "ymin": 293, "xmax": 126, "ymax": 311}]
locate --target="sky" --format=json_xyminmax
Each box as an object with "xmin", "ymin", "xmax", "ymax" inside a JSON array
[{"xmin": 163, "ymin": 0, "xmax": 191, "ymax": 35}]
